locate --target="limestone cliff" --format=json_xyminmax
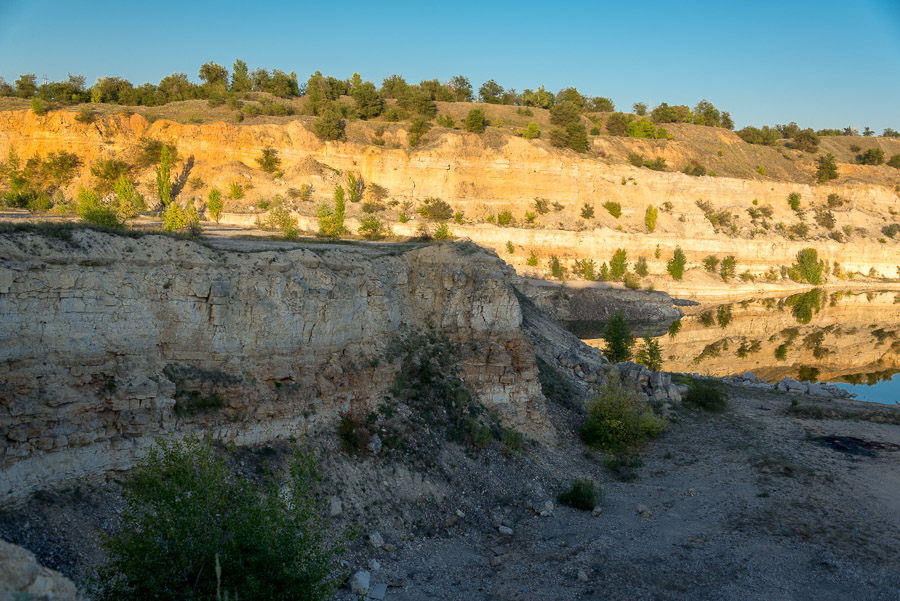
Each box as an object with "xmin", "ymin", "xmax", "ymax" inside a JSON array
[
  {"xmin": 2, "ymin": 109, "xmax": 899, "ymax": 282},
  {"xmin": 0, "ymin": 230, "xmax": 548, "ymax": 502}
]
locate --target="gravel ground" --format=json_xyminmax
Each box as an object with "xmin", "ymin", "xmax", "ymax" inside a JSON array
[{"xmin": 2, "ymin": 385, "xmax": 899, "ymax": 601}]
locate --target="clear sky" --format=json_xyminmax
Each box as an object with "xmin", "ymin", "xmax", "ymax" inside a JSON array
[{"xmin": 1, "ymin": 0, "xmax": 898, "ymax": 131}]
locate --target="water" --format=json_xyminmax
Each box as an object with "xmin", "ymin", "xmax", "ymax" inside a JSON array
[
  {"xmin": 833, "ymin": 373, "xmax": 900, "ymax": 405},
  {"xmin": 582, "ymin": 288, "xmax": 900, "ymax": 404}
]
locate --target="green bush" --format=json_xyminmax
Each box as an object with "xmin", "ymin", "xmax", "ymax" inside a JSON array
[
  {"xmin": 603, "ymin": 201, "xmax": 622, "ymax": 218},
  {"xmin": 519, "ymin": 122, "xmax": 540, "ymax": 139},
  {"xmin": 623, "ymin": 272, "xmax": 640, "ymax": 289},
  {"xmin": 229, "ymin": 181, "xmax": 244, "ymax": 200},
  {"xmin": 602, "ymin": 310, "xmax": 633, "ymax": 362},
  {"xmin": 703, "ymin": 255, "xmax": 719, "ymax": 273},
  {"xmin": 358, "ymin": 215, "xmax": 389, "ymax": 239},
  {"xmin": 667, "ymin": 246, "xmax": 686, "ymax": 280},
  {"xmin": 609, "ymin": 248, "xmax": 628, "ymax": 280},
  {"xmin": 635, "ymin": 337, "xmax": 662, "ymax": 371},
  {"xmin": 626, "ymin": 151, "xmax": 644, "ymax": 167},
  {"xmin": 256, "ymin": 146, "xmax": 281, "ymax": 173},
  {"xmin": 432, "ymin": 223, "xmax": 454, "ymax": 240},
  {"xmin": 816, "ymin": 153, "xmax": 839, "ymax": 182},
  {"xmin": 887, "ymin": 154, "xmax": 900, "ymax": 169},
  {"xmin": 77, "ymin": 188, "xmax": 121, "ymax": 228},
  {"xmin": 580, "ymin": 380, "xmax": 665, "ymax": 450},
  {"xmin": 788, "ymin": 192, "xmax": 801, "ymax": 212},
  {"xmin": 464, "ymin": 108, "xmax": 486, "ymax": 133},
  {"xmin": 792, "ymin": 248, "xmax": 824, "ymax": 284},
  {"xmin": 858, "ymin": 148, "xmax": 884, "ymax": 165},
  {"xmin": 526, "ymin": 251, "xmax": 538, "ymax": 266},
  {"xmin": 557, "ymin": 479, "xmax": 601, "ymax": 511},
  {"xmin": 497, "ymin": 210, "xmax": 513, "ymax": 226},
  {"xmin": 581, "ymin": 203, "xmax": 594, "ymax": 219},
  {"xmin": 93, "ymin": 437, "xmax": 343, "ymax": 601},
  {"xmin": 645, "ymin": 205, "xmax": 658, "ymax": 232},
  {"xmin": 682, "ymin": 378, "xmax": 728, "ymax": 412},
  {"xmin": 550, "ymin": 255, "xmax": 564, "ymax": 279},
  {"xmin": 313, "ymin": 105, "xmax": 345, "ymax": 140},
  {"xmin": 634, "ymin": 256, "xmax": 648, "ymax": 277},
  {"xmin": 207, "ymin": 188, "xmax": 223, "ymax": 223}
]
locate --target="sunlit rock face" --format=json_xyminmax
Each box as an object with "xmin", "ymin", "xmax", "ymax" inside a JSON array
[
  {"xmin": 583, "ymin": 289, "xmax": 900, "ymax": 383},
  {"xmin": 1, "ymin": 109, "xmax": 899, "ymax": 279},
  {"xmin": 0, "ymin": 231, "xmax": 549, "ymax": 503}
]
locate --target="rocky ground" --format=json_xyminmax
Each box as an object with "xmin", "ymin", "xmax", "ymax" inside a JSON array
[{"xmin": 2, "ymin": 382, "xmax": 899, "ymax": 601}]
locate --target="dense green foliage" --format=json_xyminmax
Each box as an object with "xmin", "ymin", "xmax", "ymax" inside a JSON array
[
  {"xmin": 581, "ymin": 380, "xmax": 665, "ymax": 450},
  {"xmin": 94, "ymin": 437, "xmax": 342, "ymax": 601},
  {"xmin": 602, "ymin": 310, "xmax": 633, "ymax": 363},
  {"xmin": 792, "ymin": 248, "xmax": 824, "ymax": 284},
  {"xmin": 816, "ymin": 153, "xmax": 839, "ymax": 182},
  {"xmin": 256, "ymin": 147, "xmax": 281, "ymax": 173},
  {"xmin": 557, "ymin": 479, "xmax": 601, "ymax": 511},
  {"xmin": 667, "ymin": 246, "xmax": 686, "ymax": 280},
  {"xmin": 682, "ymin": 378, "xmax": 728, "ymax": 412},
  {"xmin": 635, "ymin": 337, "xmax": 662, "ymax": 371},
  {"xmin": 464, "ymin": 108, "xmax": 486, "ymax": 133},
  {"xmin": 207, "ymin": 188, "xmax": 223, "ymax": 223},
  {"xmin": 609, "ymin": 248, "xmax": 628, "ymax": 281}
]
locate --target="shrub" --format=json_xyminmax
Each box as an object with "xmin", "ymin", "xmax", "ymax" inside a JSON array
[
  {"xmin": 581, "ymin": 203, "xmax": 595, "ymax": 219},
  {"xmin": 609, "ymin": 248, "xmax": 628, "ymax": 280},
  {"xmin": 229, "ymin": 181, "xmax": 244, "ymax": 200},
  {"xmin": 703, "ymin": 255, "xmax": 720, "ymax": 273},
  {"xmin": 624, "ymin": 273, "xmax": 640, "ymax": 289},
  {"xmin": 667, "ymin": 247, "xmax": 686, "ymax": 280},
  {"xmin": 816, "ymin": 153, "xmax": 839, "ymax": 183},
  {"xmin": 93, "ymin": 437, "xmax": 343, "ymax": 601},
  {"xmin": 90, "ymin": 159, "xmax": 131, "ymax": 195},
  {"xmin": 644, "ymin": 157, "xmax": 667, "ymax": 171},
  {"xmin": 415, "ymin": 197, "xmax": 453, "ymax": 221},
  {"xmin": 550, "ymin": 255, "xmax": 564, "ymax": 279},
  {"xmin": 557, "ymin": 479, "xmax": 601, "ymax": 511},
  {"xmin": 506, "ymin": 241, "xmax": 515, "ymax": 254},
  {"xmin": 519, "ymin": 122, "xmax": 540, "ymax": 139},
  {"xmin": 635, "ymin": 256, "xmax": 648, "ymax": 277},
  {"xmin": 497, "ymin": 210, "xmax": 513, "ymax": 226},
  {"xmin": 775, "ymin": 344, "xmax": 789, "ymax": 360},
  {"xmin": 887, "ymin": 154, "xmax": 900, "ymax": 169},
  {"xmin": 358, "ymin": 215, "xmax": 389, "ymax": 239},
  {"xmin": 317, "ymin": 188, "xmax": 346, "ymax": 238},
  {"xmin": 719, "ymin": 255, "xmax": 736, "ymax": 281},
  {"xmin": 788, "ymin": 192, "xmax": 801, "ymax": 212},
  {"xmin": 549, "ymin": 122, "xmax": 589, "ymax": 152},
  {"xmin": 155, "ymin": 145, "xmax": 174, "ymax": 205},
  {"xmin": 533, "ymin": 197, "xmax": 550, "ymax": 214},
  {"xmin": 881, "ymin": 224, "xmax": 900, "ymax": 239},
  {"xmin": 580, "ymin": 380, "xmax": 665, "ymax": 450},
  {"xmin": 602, "ymin": 310, "xmax": 633, "ymax": 362},
  {"xmin": 573, "ymin": 258, "xmax": 596, "ymax": 280},
  {"xmin": 288, "ymin": 185, "xmax": 312, "ymax": 202},
  {"xmin": 683, "ymin": 162, "xmax": 706, "ymax": 176},
  {"xmin": 645, "ymin": 205, "xmax": 658, "ymax": 232},
  {"xmin": 635, "ymin": 337, "xmax": 662, "ymax": 371},
  {"xmin": 432, "ymin": 223, "xmax": 454, "ymax": 240},
  {"xmin": 792, "ymin": 129, "xmax": 819, "ymax": 153},
  {"xmin": 858, "ymin": 148, "xmax": 884, "ymax": 165},
  {"xmin": 407, "ymin": 116, "xmax": 431, "ymax": 147},
  {"xmin": 814, "ymin": 208, "xmax": 835, "ymax": 230},
  {"xmin": 464, "ymin": 108, "xmax": 486, "ymax": 133},
  {"xmin": 31, "ymin": 97, "xmax": 49, "ymax": 116},
  {"xmin": 313, "ymin": 105, "xmax": 345, "ymax": 140},
  {"xmin": 526, "ymin": 251, "xmax": 538, "ymax": 266},
  {"xmin": 77, "ymin": 188, "xmax": 120, "ymax": 228},
  {"xmin": 256, "ymin": 146, "xmax": 281, "ymax": 173},
  {"xmin": 163, "ymin": 202, "xmax": 188, "ymax": 231},
  {"xmin": 793, "ymin": 248, "xmax": 824, "ymax": 284},
  {"xmin": 603, "ymin": 201, "xmax": 622, "ymax": 218},
  {"xmin": 626, "ymin": 151, "xmax": 644, "ymax": 167},
  {"xmin": 75, "ymin": 107, "xmax": 96, "ymax": 123},
  {"xmin": 682, "ymin": 378, "xmax": 728, "ymax": 412}
]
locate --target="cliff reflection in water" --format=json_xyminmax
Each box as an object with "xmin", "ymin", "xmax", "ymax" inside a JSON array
[{"xmin": 584, "ymin": 289, "xmax": 900, "ymax": 385}]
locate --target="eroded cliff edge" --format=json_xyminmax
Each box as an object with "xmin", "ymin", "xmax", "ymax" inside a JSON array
[{"xmin": 0, "ymin": 230, "xmax": 569, "ymax": 501}]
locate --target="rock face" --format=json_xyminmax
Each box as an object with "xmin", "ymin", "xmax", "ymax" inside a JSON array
[
  {"xmin": 0, "ymin": 538, "xmax": 77, "ymax": 601},
  {"xmin": 1, "ymin": 109, "xmax": 898, "ymax": 281},
  {"xmin": 0, "ymin": 231, "xmax": 547, "ymax": 502}
]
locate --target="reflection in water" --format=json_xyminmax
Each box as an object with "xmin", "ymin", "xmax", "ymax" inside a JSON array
[{"xmin": 582, "ymin": 289, "xmax": 900, "ymax": 393}]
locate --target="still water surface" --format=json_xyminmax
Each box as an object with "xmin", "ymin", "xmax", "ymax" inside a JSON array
[{"xmin": 583, "ymin": 288, "xmax": 900, "ymax": 405}]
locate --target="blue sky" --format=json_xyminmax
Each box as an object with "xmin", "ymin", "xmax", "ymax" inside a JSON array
[{"xmin": 1, "ymin": 0, "xmax": 898, "ymax": 131}]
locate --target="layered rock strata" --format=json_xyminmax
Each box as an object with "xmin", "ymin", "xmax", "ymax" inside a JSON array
[{"xmin": 0, "ymin": 231, "xmax": 546, "ymax": 502}]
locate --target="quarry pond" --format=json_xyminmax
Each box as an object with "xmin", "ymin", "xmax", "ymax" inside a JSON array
[{"xmin": 584, "ymin": 288, "xmax": 900, "ymax": 405}]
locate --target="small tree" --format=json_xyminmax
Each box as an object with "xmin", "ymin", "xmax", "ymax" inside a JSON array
[
  {"xmin": 788, "ymin": 192, "xmax": 801, "ymax": 212},
  {"xmin": 156, "ymin": 145, "xmax": 173, "ymax": 206},
  {"xmin": 520, "ymin": 122, "xmax": 540, "ymax": 139},
  {"xmin": 636, "ymin": 337, "xmax": 662, "ymax": 371},
  {"xmin": 94, "ymin": 437, "xmax": 342, "ymax": 601},
  {"xmin": 464, "ymin": 108, "xmax": 486, "ymax": 133},
  {"xmin": 112, "ymin": 176, "xmax": 144, "ymax": 224},
  {"xmin": 719, "ymin": 255, "xmax": 736, "ymax": 281},
  {"xmin": 77, "ymin": 188, "xmax": 120, "ymax": 228},
  {"xmin": 609, "ymin": 248, "xmax": 628, "ymax": 281},
  {"xmin": 346, "ymin": 173, "xmax": 363, "ymax": 203},
  {"xmin": 858, "ymin": 148, "xmax": 885, "ymax": 165},
  {"xmin": 163, "ymin": 202, "xmax": 187, "ymax": 231},
  {"xmin": 256, "ymin": 147, "xmax": 281, "ymax": 173},
  {"xmin": 816, "ymin": 153, "xmax": 839, "ymax": 183},
  {"xmin": 667, "ymin": 246, "xmax": 686, "ymax": 280},
  {"xmin": 645, "ymin": 205, "xmax": 658, "ymax": 232},
  {"xmin": 313, "ymin": 105, "xmax": 345, "ymax": 140},
  {"xmin": 317, "ymin": 186, "xmax": 346, "ymax": 237},
  {"xmin": 208, "ymin": 188, "xmax": 223, "ymax": 223},
  {"xmin": 603, "ymin": 310, "xmax": 634, "ymax": 363},
  {"xmin": 635, "ymin": 256, "xmax": 649, "ymax": 277},
  {"xmin": 793, "ymin": 248, "xmax": 824, "ymax": 284}
]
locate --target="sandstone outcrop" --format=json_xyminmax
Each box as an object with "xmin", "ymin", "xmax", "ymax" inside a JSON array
[{"xmin": 0, "ymin": 230, "xmax": 548, "ymax": 502}]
